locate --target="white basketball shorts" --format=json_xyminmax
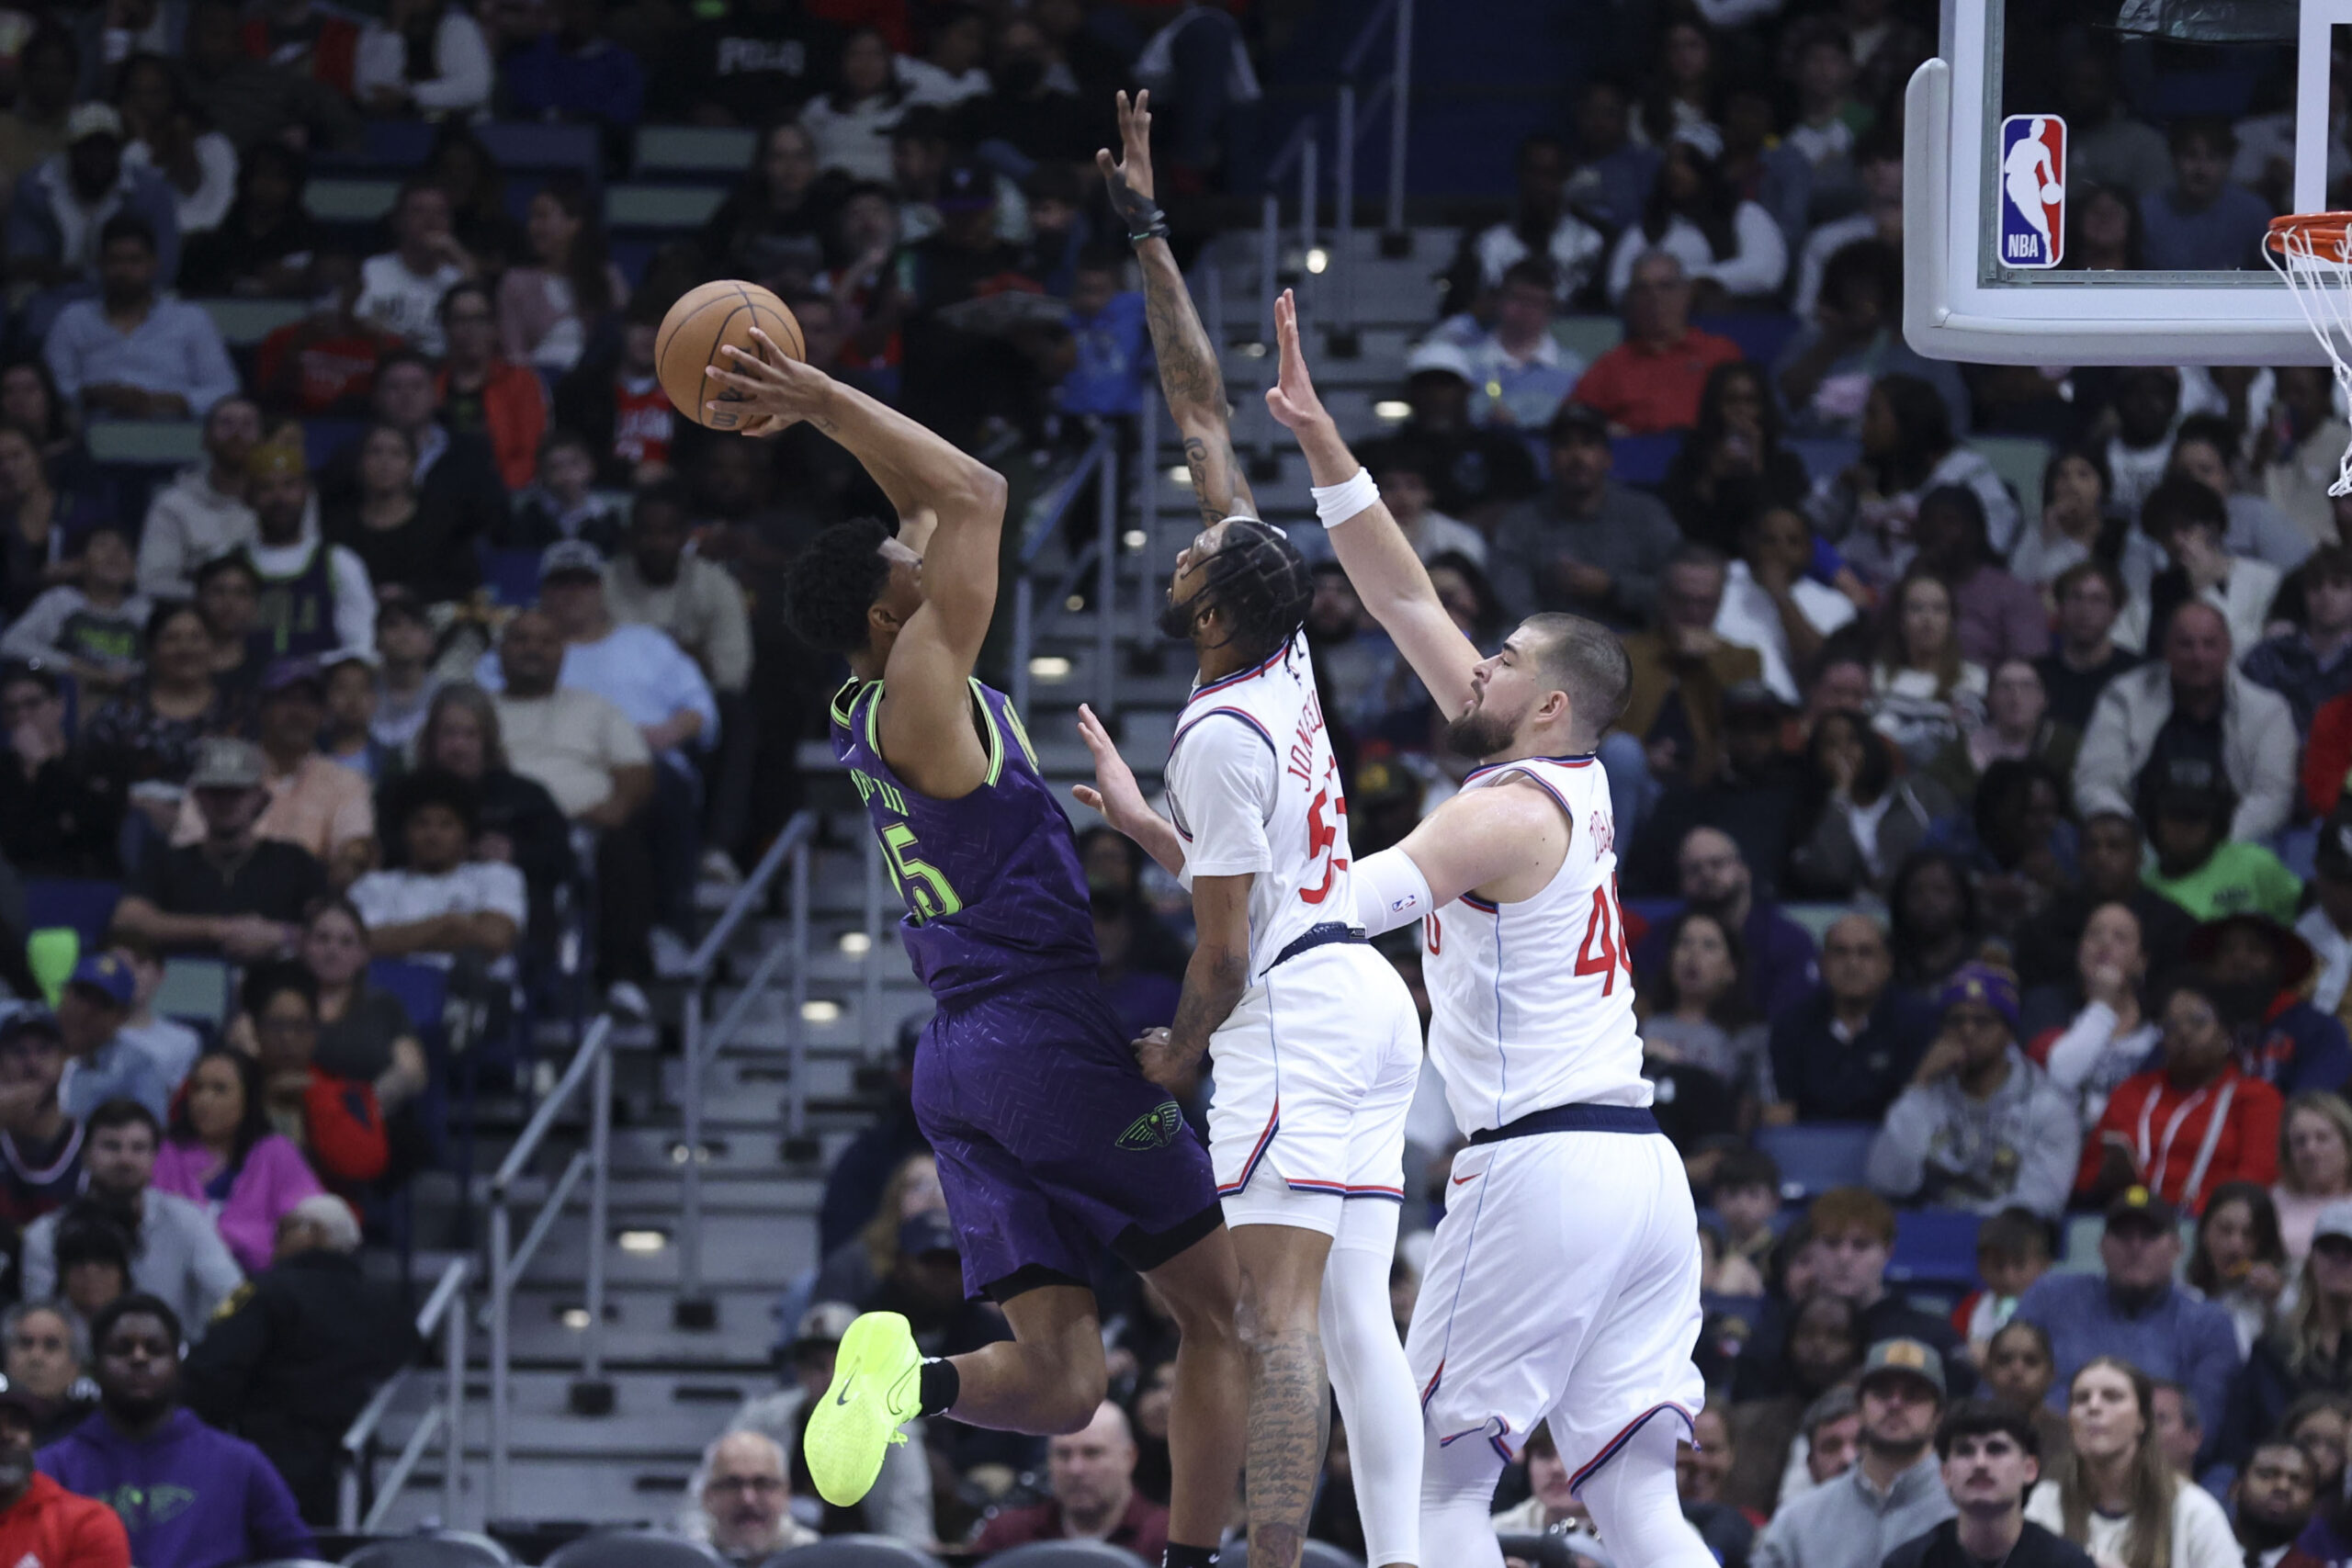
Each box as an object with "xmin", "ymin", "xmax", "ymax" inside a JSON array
[
  {"xmin": 1205, "ymin": 940, "xmax": 1422, "ymax": 1239},
  {"xmin": 1407, "ymin": 1122, "xmax": 1705, "ymax": 1483}
]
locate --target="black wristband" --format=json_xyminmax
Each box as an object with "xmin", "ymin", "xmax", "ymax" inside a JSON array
[{"xmin": 1110, "ymin": 182, "xmax": 1170, "ymax": 246}]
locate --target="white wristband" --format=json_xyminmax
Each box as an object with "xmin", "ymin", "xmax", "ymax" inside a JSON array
[{"xmin": 1311, "ymin": 468, "xmax": 1380, "ymax": 528}]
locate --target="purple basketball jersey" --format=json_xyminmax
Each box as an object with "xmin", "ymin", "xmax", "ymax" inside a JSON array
[{"xmin": 830, "ymin": 677, "xmax": 1099, "ymax": 1001}]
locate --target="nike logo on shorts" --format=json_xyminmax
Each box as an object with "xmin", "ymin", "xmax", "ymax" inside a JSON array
[{"xmin": 1452, "ymin": 1173, "xmax": 1479, "ymax": 1187}]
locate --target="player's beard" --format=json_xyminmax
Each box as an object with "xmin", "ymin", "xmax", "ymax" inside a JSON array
[{"xmin": 1444, "ymin": 696, "xmax": 1518, "ymax": 761}]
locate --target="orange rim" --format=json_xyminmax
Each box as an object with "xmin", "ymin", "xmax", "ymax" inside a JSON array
[{"xmin": 2269, "ymin": 212, "xmax": 2352, "ymax": 253}]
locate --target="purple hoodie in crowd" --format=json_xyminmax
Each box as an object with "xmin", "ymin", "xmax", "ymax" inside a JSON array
[{"xmin": 36, "ymin": 1407, "xmax": 313, "ymax": 1568}]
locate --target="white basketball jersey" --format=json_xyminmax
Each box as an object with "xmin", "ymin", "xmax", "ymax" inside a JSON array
[
  {"xmin": 1422, "ymin": 754, "xmax": 1650, "ymax": 1136},
  {"xmin": 1164, "ymin": 632, "xmax": 1358, "ymax": 978}
]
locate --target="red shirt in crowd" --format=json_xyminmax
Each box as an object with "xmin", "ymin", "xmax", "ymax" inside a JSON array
[
  {"xmin": 612, "ymin": 376, "xmax": 675, "ymax": 472},
  {"xmin": 0, "ymin": 1471, "xmax": 131, "ymax": 1568},
  {"xmin": 2303, "ymin": 686, "xmax": 2352, "ymax": 817},
  {"xmin": 2076, "ymin": 1062, "xmax": 2281, "ymax": 1214},
  {"xmin": 971, "ymin": 1494, "xmax": 1170, "ymax": 1561},
  {"xmin": 1569, "ymin": 329, "xmax": 1743, "ymax": 434}
]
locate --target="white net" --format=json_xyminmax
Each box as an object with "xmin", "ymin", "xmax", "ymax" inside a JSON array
[{"xmin": 2267, "ymin": 216, "xmax": 2352, "ymax": 498}]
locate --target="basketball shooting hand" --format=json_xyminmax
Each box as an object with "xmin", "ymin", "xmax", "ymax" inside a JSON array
[
  {"xmin": 1264, "ymin": 288, "xmax": 1330, "ymax": 433},
  {"xmin": 1096, "ymin": 88, "xmax": 1156, "ymax": 216},
  {"xmin": 703, "ymin": 330, "xmax": 831, "ymax": 433}
]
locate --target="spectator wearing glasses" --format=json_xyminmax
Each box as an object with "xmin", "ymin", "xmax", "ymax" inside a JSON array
[{"xmin": 684, "ymin": 1430, "xmax": 815, "ymax": 1562}]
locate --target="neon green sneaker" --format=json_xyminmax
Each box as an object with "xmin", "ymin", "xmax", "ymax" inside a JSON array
[{"xmin": 805, "ymin": 1310, "xmax": 922, "ymax": 1506}]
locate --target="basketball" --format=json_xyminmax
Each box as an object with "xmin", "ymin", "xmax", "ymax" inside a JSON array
[
  {"xmin": 655, "ymin": 280, "xmax": 806, "ymax": 432},
  {"xmin": 2040, "ymin": 182, "xmax": 2064, "ymax": 204}
]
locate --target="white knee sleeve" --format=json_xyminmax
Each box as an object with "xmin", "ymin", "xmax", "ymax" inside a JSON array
[
  {"xmin": 1320, "ymin": 1212, "xmax": 1423, "ymax": 1567},
  {"xmin": 1577, "ymin": 1416, "xmax": 1718, "ymax": 1568},
  {"xmin": 1418, "ymin": 1416, "xmax": 1507, "ymax": 1568}
]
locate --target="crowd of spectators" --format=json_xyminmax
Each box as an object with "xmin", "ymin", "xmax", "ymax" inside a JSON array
[
  {"xmin": 0, "ymin": 0, "xmax": 1277, "ymax": 1553},
  {"xmin": 6, "ymin": 0, "xmax": 2352, "ymax": 1552},
  {"xmin": 746, "ymin": 0, "xmax": 2352, "ymax": 1563}
]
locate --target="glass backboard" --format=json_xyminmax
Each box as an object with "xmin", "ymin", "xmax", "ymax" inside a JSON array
[{"xmin": 1905, "ymin": 0, "xmax": 2348, "ymax": 363}]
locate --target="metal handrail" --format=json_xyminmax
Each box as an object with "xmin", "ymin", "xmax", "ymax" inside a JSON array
[
  {"xmin": 338, "ymin": 1257, "xmax": 470, "ymax": 1531},
  {"xmin": 488, "ymin": 1010, "xmax": 616, "ymax": 1519},
  {"xmin": 684, "ymin": 820, "xmax": 803, "ymax": 977},
  {"xmin": 1009, "ymin": 429, "xmax": 1118, "ymax": 719},
  {"xmin": 677, "ymin": 810, "xmax": 819, "ymax": 1309},
  {"xmin": 1256, "ymin": 0, "xmax": 1415, "ymax": 355}
]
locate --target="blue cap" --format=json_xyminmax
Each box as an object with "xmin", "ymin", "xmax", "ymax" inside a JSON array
[{"xmin": 67, "ymin": 953, "xmax": 133, "ymax": 1009}]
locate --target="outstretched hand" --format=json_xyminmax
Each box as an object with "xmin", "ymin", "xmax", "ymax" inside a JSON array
[
  {"xmin": 701, "ymin": 328, "xmax": 833, "ymax": 433},
  {"xmin": 1095, "ymin": 89, "xmax": 1157, "ymax": 225},
  {"xmin": 1264, "ymin": 288, "xmax": 1329, "ymax": 433},
  {"xmin": 1070, "ymin": 702, "xmax": 1149, "ymax": 832}
]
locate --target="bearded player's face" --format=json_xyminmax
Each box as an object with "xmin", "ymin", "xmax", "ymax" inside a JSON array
[{"xmin": 1445, "ymin": 625, "xmax": 1555, "ymax": 760}]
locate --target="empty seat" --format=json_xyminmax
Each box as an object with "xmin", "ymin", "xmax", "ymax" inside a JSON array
[
  {"xmin": 1698, "ymin": 311, "xmax": 1801, "ymax": 369},
  {"xmin": 606, "ymin": 185, "xmax": 729, "ymax": 231},
  {"xmin": 1754, "ymin": 1122, "xmax": 1879, "ymax": 1201},
  {"xmin": 85, "ymin": 421, "xmax": 203, "ymax": 465},
  {"xmin": 24, "ymin": 878, "xmax": 120, "ymax": 950},
  {"xmin": 306, "ymin": 179, "xmax": 400, "ymax": 223},
  {"xmin": 636, "ymin": 126, "xmax": 758, "ymax": 175},
  {"xmin": 477, "ymin": 122, "xmax": 601, "ymax": 180},
  {"xmin": 543, "ymin": 1531, "xmax": 723, "ymax": 1568},
  {"xmin": 765, "ymin": 1537, "xmax": 942, "ymax": 1568},
  {"xmin": 344, "ymin": 1534, "xmax": 514, "ymax": 1568},
  {"xmin": 1611, "ymin": 433, "xmax": 1682, "ymax": 486},
  {"xmin": 968, "ymin": 1544, "xmax": 1147, "ymax": 1568},
  {"xmin": 1890, "ymin": 1208, "xmax": 1984, "ymax": 1290}
]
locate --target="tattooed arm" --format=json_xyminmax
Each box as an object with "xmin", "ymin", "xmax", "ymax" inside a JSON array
[{"xmin": 1098, "ymin": 89, "xmax": 1258, "ymax": 526}]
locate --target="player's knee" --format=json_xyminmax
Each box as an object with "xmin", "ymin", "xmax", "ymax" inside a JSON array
[{"xmin": 1043, "ymin": 1362, "xmax": 1107, "ymax": 1433}]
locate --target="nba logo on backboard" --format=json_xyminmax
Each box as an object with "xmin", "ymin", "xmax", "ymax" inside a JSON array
[{"xmin": 1998, "ymin": 115, "xmax": 2066, "ymax": 268}]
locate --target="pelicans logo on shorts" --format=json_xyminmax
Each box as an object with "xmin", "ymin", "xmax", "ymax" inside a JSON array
[{"xmin": 1117, "ymin": 1101, "xmax": 1186, "ymax": 1151}]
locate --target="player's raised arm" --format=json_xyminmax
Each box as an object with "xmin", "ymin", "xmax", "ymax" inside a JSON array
[
  {"xmin": 1100, "ymin": 91, "xmax": 1257, "ymax": 526},
  {"xmin": 1265, "ymin": 288, "xmax": 1481, "ymax": 716},
  {"xmin": 707, "ymin": 342, "xmax": 1007, "ymax": 786}
]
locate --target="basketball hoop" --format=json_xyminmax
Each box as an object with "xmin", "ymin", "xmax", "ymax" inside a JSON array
[{"xmin": 2267, "ymin": 212, "xmax": 2352, "ymax": 497}]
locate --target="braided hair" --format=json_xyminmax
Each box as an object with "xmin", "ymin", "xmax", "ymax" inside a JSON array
[
  {"xmin": 780, "ymin": 518, "xmax": 895, "ymax": 656},
  {"xmin": 1170, "ymin": 518, "xmax": 1313, "ymax": 661}
]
